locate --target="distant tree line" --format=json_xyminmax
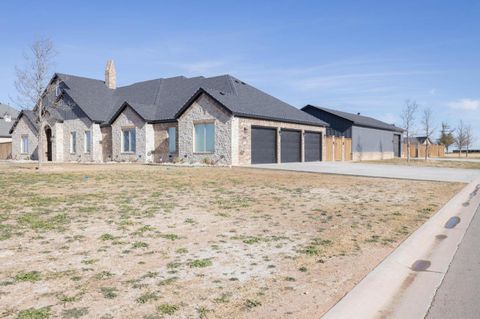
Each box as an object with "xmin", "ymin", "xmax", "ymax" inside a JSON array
[{"xmin": 400, "ymin": 100, "xmax": 475, "ymax": 159}]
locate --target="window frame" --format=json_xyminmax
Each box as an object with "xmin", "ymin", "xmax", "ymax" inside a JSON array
[
  {"xmin": 84, "ymin": 130, "xmax": 91, "ymax": 154},
  {"xmin": 70, "ymin": 132, "xmax": 77, "ymax": 154},
  {"xmin": 168, "ymin": 127, "xmax": 177, "ymax": 154},
  {"xmin": 20, "ymin": 135, "xmax": 29, "ymax": 154},
  {"xmin": 122, "ymin": 127, "xmax": 136, "ymax": 153},
  {"xmin": 194, "ymin": 122, "xmax": 215, "ymax": 154}
]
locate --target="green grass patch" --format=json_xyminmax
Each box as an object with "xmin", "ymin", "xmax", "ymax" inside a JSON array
[
  {"xmin": 16, "ymin": 307, "xmax": 51, "ymax": 319},
  {"xmin": 100, "ymin": 287, "xmax": 118, "ymax": 299},
  {"xmin": 132, "ymin": 241, "xmax": 149, "ymax": 249},
  {"xmin": 189, "ymin": 259, "xmax": 212, "ymax": 268},
  {"xmin": 15, "ymin": 271, "xmax": 42, "ymax": 282},
  {"xmin": 245, "ymin": 299, "xmax": 262, "ymax": 309},
  {"xmin": 157, "ymin": 303, "xmax": 178, "ymax": 315},
  {"xmin": 136, "ymin": 291, "xmax": 159, "ymax": 304},
  {"xmin": 99, "ymin": 233, "xmax": 115, "ymax": 241}
]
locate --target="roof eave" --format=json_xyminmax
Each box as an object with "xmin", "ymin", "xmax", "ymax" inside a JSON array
[
  {"xmin": 353, "ymin": 123, "xmax": 405, "ymax": 133},
  {"xmin": 174, "ymin": 88, "xmax": 233, "ymax": 119},
  {"xmin": 107, "ymin": 101, "xmax": 147, "ymax": 125},
  {"xmin": 233, "ymin": 113, "xmax": 328, "ymax": 127}
]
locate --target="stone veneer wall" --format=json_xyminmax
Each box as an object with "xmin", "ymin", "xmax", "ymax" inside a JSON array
[
  {"xmin": 101, "ymin": 126, "xmax": 112, "ymax": 162},
  {"xmin": 178, "ymin": 94, "xmax": 232, "ymax": 165},
  {"xmin": 11, "ymin": 116, "xmax": 38, "ymax": 160},
  {"xmin": 53, "ymin": 122, "xmax": 64, "ymax": 162},
  {"xmin": 153, "ymin": 122, "xmax": 178, "ymax": 163},
  {"xmin": 111, "ymin": 106, "xmax": 147, "ymax": 162},
  {"xmin": 236, "ymin": 117, "xmax": 326, "ymax": 165},
  {"xmin": 62, "ymin": 117, "xmax": 95, "ymax": 162},
  {"xmin": 92, "ymin": 124, "xmax": 103, "ymax": 162}
]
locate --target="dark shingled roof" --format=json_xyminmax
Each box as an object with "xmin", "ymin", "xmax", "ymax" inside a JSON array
[
  {"xmin": 0, "ymin": 121, "xmax": 13, "ymax": 138},
  {"xmin": 0, "ymin": 103, "xmax": 19, "ymax": 138},
  {"xmin": 56, "ymin": 73, "xmax": 327, "ymax": 127},
  {"xmin": 302, "ymin": 105, "xmax": 403, "ymax": 132},
  {"xmin": 8, "ymin": 110, "xmax": 38, "ymax": 135}
]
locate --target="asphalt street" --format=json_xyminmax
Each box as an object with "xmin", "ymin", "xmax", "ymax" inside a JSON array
[{"xmin": 426, "ymin": 204, "xmax": 480, "ymax": 319}]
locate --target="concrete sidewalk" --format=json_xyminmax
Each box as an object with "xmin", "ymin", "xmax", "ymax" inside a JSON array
[
  {"xmin": 253, "ymin": 162, "xmax": 480, "ymax": 182},
  {"xmin": 321, "ymin": 177, "xmax": 480, "ymax": 319}
]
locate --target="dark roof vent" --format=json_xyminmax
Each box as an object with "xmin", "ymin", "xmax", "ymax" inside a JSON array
[
  {"xmin": 234, "ymin": 80, "xmax": 240, "ymax": 83},
  {"xmin": 357, "ymin": 112, "xmax": 361, "ymax": 115},
  {"xmin": 241, "ymin": 81, "xmax": 246, "ymax": 85},
  {"xmin": 219, "ymin": 92, "xmax": 225, "ymax": 95}
]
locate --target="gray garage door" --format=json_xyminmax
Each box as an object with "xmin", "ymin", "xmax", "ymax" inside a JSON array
[
  {"xmin": 305, "ymin": 132, "xmax": 322, "ymax": 162},
  {"xmin": 251, "ymin": 127, "xmax": 277, "ymax": 164},
  {"xmin": 281, "ymin": 129, "xmax": 301, "ymax": 163},
  {"xmin": 393, "ymin": 134, "xmax": 401, "ymax": 157}
]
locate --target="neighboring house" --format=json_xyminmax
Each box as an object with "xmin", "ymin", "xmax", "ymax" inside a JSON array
[
  {"xmin": 10, "ymin": 61, "xmax": 328, "ymax": 165},
  {"xmin": 404, "ymin": 136, "xmax": 444, "ymax": 158},
  {"xmin": 404, "ymin": 136, "xmax": 433, "ymax": 145},
  {"xmin": 0, "ymin": 103, "xmax": 19, "ymax": 143},
  {"xmin": 0, "ymin": 103, "xmax": 19, "ymax": 160},
  {"xmin": 302, "ymin": 105, "xmax": 404, "ymax": 161}
]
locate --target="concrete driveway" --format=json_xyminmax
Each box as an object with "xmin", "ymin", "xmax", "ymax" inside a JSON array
[{"xmin": 252, "ymin": 161, "xmax": 480, "ymax": 183}]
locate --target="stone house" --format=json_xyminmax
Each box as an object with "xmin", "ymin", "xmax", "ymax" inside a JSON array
[
  {"xmin": 0, "ymin": 103, "xmax": 19, "ymax": 160},
  {"xmin": 10, "ymin": 61, "xmax": 328, "ymax": 165},
  {"xmin": 0, "ymin": 103, "xmax": 18, "ymax": 144},
  {"xmin": 302, "ymin": 105, "xmax": 404, "ymax": 161}
]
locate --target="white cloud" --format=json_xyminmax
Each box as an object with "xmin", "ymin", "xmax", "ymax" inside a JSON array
[{"xmin": 448, "ymin": 99, "xmax": 480, "ymax": 110}]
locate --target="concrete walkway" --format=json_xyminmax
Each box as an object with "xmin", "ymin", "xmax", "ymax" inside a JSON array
[
  {"xmin": 321, "ymin": 178, "xmax": 480, "ymax": 319},
  {"xmin": 426, "ymin": 204, "xmax": 480, "ymax": 318},
  {"xmin": 426, "ymin": 157, "xmax": 480, "ymax": 163},
  {"xmin": 253, "ymin": 162, "xmax": 480, "ymax": 183}
]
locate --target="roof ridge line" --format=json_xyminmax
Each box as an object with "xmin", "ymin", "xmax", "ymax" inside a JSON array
[{"xmin": 226, "ymin": 75, "xmax": 238, "ymax": 95}]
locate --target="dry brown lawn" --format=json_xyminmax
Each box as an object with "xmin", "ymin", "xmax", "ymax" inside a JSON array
[
  {"xmin": 0, "ymin": 163, "xmax": 463, "ymax": 319},
  {"xmin": 364, "ymin": 158, "xmax": 480, "ymax": 170}
]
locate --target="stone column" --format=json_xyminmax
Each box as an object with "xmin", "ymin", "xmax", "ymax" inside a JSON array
[
  {"xmin": 54, "ymin": 123, "xmax": 64, "ymax": 162},
  {"xmin": 92, "ymin": 124, "xmax": 102, "ymax": 162},
  {"xmin": 230, "ymin": 117, "xmax": 239, "ymax": 166},
  {"xmin": 145, "ymin": 123, "xmax": 155, "ymax": 163}
]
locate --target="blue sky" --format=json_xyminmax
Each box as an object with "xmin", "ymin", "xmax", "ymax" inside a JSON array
[{"xmin": 1, "ymin": 1, "xmax": 479, "ymax": 147}]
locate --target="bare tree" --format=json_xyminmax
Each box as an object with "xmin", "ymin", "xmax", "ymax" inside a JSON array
[
  {"xmin": 14, "ymin": 38, "xmax": 56, "ymax": 169},
  {"xmin": 400, "ymin": 99, "xmax": 418, "ymax": 162},
  {"xmin": 438, "ymin": 122, "xmax": 454, "ymax": 153},
  {"xmin": 454, "ymin": 120, "xmax": 467, "ymax": 157},
  {"xmin": 465, "ymin": 124, "xmax": 475, "ymax": 158},
  {"xmin": 421, "ymin": 107, "xmax": 434, "ymax": 160}
]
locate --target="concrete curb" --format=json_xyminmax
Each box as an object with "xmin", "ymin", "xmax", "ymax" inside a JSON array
[{"xmin": 321, "ymin": 177, "xmax": 480, "ymax": 319}]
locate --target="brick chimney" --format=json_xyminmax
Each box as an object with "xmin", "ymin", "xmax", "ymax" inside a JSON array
[{"xmin": 105, "ymin": 60, "xmax": 116, "ymax": 89}]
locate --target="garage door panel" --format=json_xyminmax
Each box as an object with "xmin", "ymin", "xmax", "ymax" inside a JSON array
[
  {"xmin": 305, "ymin": 132, "xmax": 322, "ymax": 162},
  {"xmin": 281, "ymin": 130, "xmax": 301, "ymax": 163},
  {"xmin": 251, "ymin": 127, "xmax": 277, "ymax": 164}
]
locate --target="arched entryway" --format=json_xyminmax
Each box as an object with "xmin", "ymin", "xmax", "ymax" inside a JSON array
[{"xmin": 44, "ymin": 126, "xmax": 52, "ymax": 161}]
